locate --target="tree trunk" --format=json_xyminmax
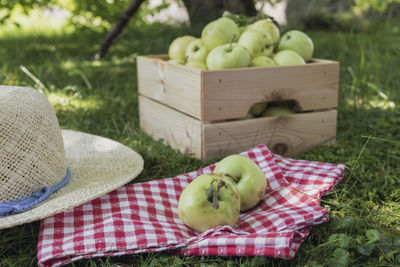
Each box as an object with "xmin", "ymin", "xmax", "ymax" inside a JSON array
[
  {"xmin": 182, "ymin": 0, "xmax": 257, "ymax": 26},
  {"xmin": 92, "ymin": 0, "xmax": 146, "ymax": 60}
]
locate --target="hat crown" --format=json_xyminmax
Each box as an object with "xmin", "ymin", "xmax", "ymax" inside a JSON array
[{"xmin": 0, "ymin": 86, "xmax": 67, "ymax": 202}]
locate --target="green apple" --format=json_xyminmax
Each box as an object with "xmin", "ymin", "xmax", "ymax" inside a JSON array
[
  {"xmin": 250, "ymin": 55, "xmax": 276, "ymax": 67},
  {"xmin": 168, "ymin": 59, "xmax": 185, "ymax": 65},
  {"xmin": 273, "ymin": 50, "xmax": 305, "ymax": 66},
  {"xmin": 185, "ymin": 38, "xmax": 209, "ymax": 63},
  {"xmin": 234, "ymin": 112, "xmax": 255, "ymax": 121},
  {"xmin": 243, "ymin": 112, "xmax": 255, "ymax": 119},
  {"xmin": 201, "ymin": 17, "xmax": 240, "ymax": 50},
  {"xmin": 185, "ymin": 61, "xmax": 207, "ymax": 70},
  {"xmin": 278, "ymin": 30, "xmax": 314, "ymax": 61},
  {"xmin": 238, "ymin": 26, "xmax": 247, "ymax": 36},
  {"xmin": 178, "ymin": 174, "xmax": 240, "ymax": 232},
  {"xmin": 262, "ymin": 105, "xmax": 296, "ymax": 117},
  {"xmin": 206, "ymin": 43, "xmax": 250, "ymax": 70},
  {"xmin": 249, "ymin": 102, "xmax": 267, "ymax": 116},
  {"xmin": 214, "ymin": 155, "xmax": 266, "ymax": 211},
  {"xmin": 247, "ymin": 19, "xmax": 280, "ymax": 49},
  {"xmin": 168, "ymin": 35, "xmax": 195, "ymax": 62},
  {"xmin": 238, "ymin": 29, "xmax": 274, "ymax": 58}
]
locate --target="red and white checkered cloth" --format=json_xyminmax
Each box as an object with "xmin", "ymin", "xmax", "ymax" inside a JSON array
[{"xmin": 37, "ymin": 144, "xmax": 345, "ymax": 267}]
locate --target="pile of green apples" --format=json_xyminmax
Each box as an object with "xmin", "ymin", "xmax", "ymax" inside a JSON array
[
  {"xmin": 178, "ymin": 154, "xmax": 267, "ymax": 232},
  {"xmin": 168, "ymin": 12, "xmax": 314, "ymax": 70}
]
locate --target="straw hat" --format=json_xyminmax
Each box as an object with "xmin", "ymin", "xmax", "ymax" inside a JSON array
[{"xmin": 0, "ymin": 86, "xmax": 144, "ymax": 229}]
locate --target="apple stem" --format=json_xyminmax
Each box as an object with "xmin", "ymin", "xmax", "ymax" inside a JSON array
[
  {"xmin": 212, "ymin": 183, "xmax": 219, "ymax": 209},
  {"xmin": 228, "ymin": 34, "xmax": 236, "ymax": 52},
  {"xmin": 207, "ymin": 179, "xmax": 226, "ymax": 209}
]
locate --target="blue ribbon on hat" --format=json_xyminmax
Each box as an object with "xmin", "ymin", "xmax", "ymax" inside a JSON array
[{"xmin": 0, "ymin": 168, "xmax": 71, "ymax": 217}]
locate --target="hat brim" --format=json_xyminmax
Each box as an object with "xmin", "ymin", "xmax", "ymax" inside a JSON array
[{"xmin": 0, "ymin": 130, "xmax": 144, "ymax": 230}]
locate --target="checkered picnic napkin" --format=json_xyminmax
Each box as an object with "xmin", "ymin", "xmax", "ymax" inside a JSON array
[{"xmin": 37, "ymin": 144, "xmax": 345, "ymax": 267}]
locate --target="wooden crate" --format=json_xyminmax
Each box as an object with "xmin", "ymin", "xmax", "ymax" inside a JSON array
[{"xmin": 137, "ymin": 55, "xmax": 339, "ymax": 161}]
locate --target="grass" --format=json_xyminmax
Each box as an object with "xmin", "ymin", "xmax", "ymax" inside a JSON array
[{"xmin": 0, "ymin": 12, "xmax": 400, "ymax": 266}]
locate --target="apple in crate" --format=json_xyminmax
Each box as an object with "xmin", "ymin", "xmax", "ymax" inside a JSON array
[
  {"xmin": 278, "ymin": 30, "xmax": 314, "ymax": 61},
  {"xmin": 201, "ymin": 17, "xmax": 240, "ymax": 50},
  {"xmin": 238, "ymin": 25, "xmax": 247, "ymax": 36},
  {"xmin": 185, "ymin": 38, "xmax": 209, "ymax": 63},
  {"xmin": 238, "ymin": 29, "xmax": 274, "ymax": 58},
  {"xmin": 214, "ymin": 155, "xmax": 266, "ymax": 211},
  {"xmin": 262, "ymin": 105, "xmax": 296, "ymax": 117},
  {"xmin": 178, "ymin": 174, "xmax": 240, "ymax": 232},
  {"xmin": 185, "ymin": 61, "xmax": 207, "ymax": 70},
  {"xmin": 168, "ymin": 35, "xmax": 195, "ymax": 62},
  {"xmin": 248, "ymin": 102, "xmax": 267, "ymax": 117},
  {"xmin": 273, "ymin": 50, "xmax": 305, "ymax": 66},
  {"xmin": 250, "ymin": 55, "xmax": 276, "ymax": 67},
  {"xmin": 247, "ymin": 19, "xmax": 280, "ymax": 49},
  {"xmin": 206, "ymin": 43, "xmax": 250, "ymax": 70},
  {"xmin": 168, "ymin": 59, "xmax": 184, "ymax": 65}
]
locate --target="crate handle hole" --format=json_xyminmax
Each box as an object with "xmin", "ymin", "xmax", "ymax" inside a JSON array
[{"xmin": 246, "ymin": 100, "xmax": 300, "ymax": 118}]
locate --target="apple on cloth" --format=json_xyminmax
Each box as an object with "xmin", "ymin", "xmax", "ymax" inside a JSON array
[
  {"xmin": 213, "ymin": 155, "xmax": 267, "ymax": 211},
  {"xmin": 37, "ymin": 144, "xmax": 345, "ymax": 266},
  {"xmin": 178, "ymin": 154, "xmax": 267, "ymax": 232},
  {"xmin": 178, "ymin": 173, "xmax": 241, "ymax": 232}
]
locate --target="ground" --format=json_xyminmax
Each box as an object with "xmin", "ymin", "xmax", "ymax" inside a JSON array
[{"xmin": 0, "ymin": 14, "xmax": 399, "ymax": 266}]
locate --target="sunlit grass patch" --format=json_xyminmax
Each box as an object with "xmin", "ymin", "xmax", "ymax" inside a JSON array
[
  {"xmin": 0, "ymin": 8, "xmax": 70, "ymax": 38},
  {"xmin": 47, "ymin": 91, "xmax": 105, "ymax": 112},
  {"xmin": 345, "ymin": 98, "xmax": 397, "ymax": 110}
]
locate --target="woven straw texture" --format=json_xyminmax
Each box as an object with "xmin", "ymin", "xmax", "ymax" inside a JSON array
[
  {"xmin": 0, "ymin": 86, "xmax": 144, "ymax": 229},
  {"xmin": 0, "ymin": 86, "xmax": 66, "ymax": 202}
]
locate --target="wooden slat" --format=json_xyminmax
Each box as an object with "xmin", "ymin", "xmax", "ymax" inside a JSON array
[
  {"xmin": 139, "ymin": 95, "xmax": 202, "ymax": 158},
  {"xmin": 137, "ymin": 55, "xmax": 340, "ymax": 121},
  {"xmin": 202, "ymin": 110, "xmax": 337, "ymax": 161},
  {"xmin": 137, "ymin": 55, "xmax": 203, "ymax": 118},
  {"xmin": 202, "ymin": 60, "xmax": 339, "ymax": 121}
]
